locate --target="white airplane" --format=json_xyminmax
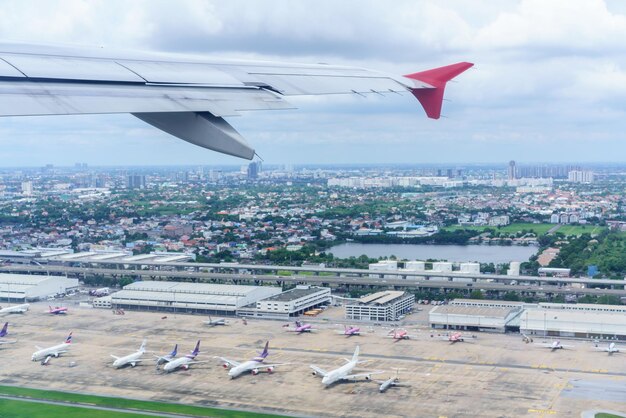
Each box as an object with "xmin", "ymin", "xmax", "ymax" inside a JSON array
[
  {"xmin": 154, "ymin": 344, "xmax": 178, "ymax": 369},
  {"xmin": 0, "ymin": 303, "xmax": 30, "ymax": 316},
  {"xmin": 537, "ymin": 340, "xmax": 573, "ymax": 351},
  {"xmin": 0, "ymin": 43, "xmax": 472, "ymax": 160},
  {"xmin": 31, "ymin": 332, "xmax": 72, "ymax": 362},
  {"xmin": 111, "ymin": 340, "xmax": 147, "ymax": 368},
  {"xmin": 596, "ymin": 342, "xmax": 623, "ymax": 355},
  {"xmin": 310, "ymin": 346, "xmax": 383, "ymax": 386},
  {"xmin": 373, "ymin": 371, "xmax": 409, "ymax": 393},
  {"xmin": 0, "ymin": 322, "xmax": 17, "ymax": 344},
  {"xmin": 204, "ymin": 316, "xmax": 227, "ymax": 327},
  {"xmin": 217, "ymin": 341, "xmax": 286, "ymax": 379},
  {"xmin": 161, "ymin": 341, "xmax": 206, "ymax": 373}
]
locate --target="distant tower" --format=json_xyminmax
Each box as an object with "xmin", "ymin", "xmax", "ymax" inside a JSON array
[
  {"xmin": 508, "ymin": 160, "xmax": 517, "ymax": 180},
  {"xmin": 247, "ymin": 162, "xmax": 260, "ymax": 180}
]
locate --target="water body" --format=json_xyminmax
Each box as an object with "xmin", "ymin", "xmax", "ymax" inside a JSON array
[{"xmin": 328, "ymin": 243, "xmax": 537, "ymax": 263}]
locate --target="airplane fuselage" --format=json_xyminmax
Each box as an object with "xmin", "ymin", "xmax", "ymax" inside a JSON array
[
  {"xmin": 163, "ymin": 356, "xmax": 194, "ymax": 372},
  {"xmin": 31, "ymin": 342, "xmax": 70, "ymax": 361},
  {"xmin": 0, "ymin": 304, "xmax": 30, "ymax": 315},
  {"xmin": 321, "ymin": 361, "xmax": 356, "ymax": 386},
  {"xmin": 228, "ymin": 359, "xmax": 275, "ymax": 378},
  {"xmin": 113, "ymin": 351, "xmax": 144, "ymax": 368}
]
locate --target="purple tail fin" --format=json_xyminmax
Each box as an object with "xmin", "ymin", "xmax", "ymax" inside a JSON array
[
  {"xmin": 0, "ymin": 322, "xmax": 7, "ymax": 337},
  {"xmin": 187, "ymin": 340, "xmax": 200, "ymax": 358},
  {"xmin": 65, "ymin": 331, "xmax": 73, "ymax": 344},
  {"xmin": 253, "ymin": 341, "xmax": 270, "ymax": 361},
  {"xmin": 171, "ymin": 344, "xmax": 178, "ymax": 357}
]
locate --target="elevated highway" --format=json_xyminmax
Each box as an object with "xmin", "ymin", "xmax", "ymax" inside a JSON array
[{"xmin": 2, "ymin": 264, "xmax": 625, "ymax": 297}]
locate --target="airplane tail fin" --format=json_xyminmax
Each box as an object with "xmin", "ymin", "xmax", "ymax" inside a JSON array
[
  {"xmin": 139, "ymin": 339, "xmax": 147, "ymax": 352},
  {"xmin": 404, "ymin": 62, "xmax": 473, "ymax": 119},
  {"xmin": 190, "ymin": 340, "xmax": 200, "ymax": 358},
  {"xmin": 261, "ymin": 341, "xmax": 269, "ymax": 357},
  {"xmin": 170, "ymin": 344, "xmax": 178, "ymax": 357},
  {"xmin": 0, "ymin": 322, "xmax": 7, "ymax": 337},
  {"xmin": 65, "ymin": 332, "xmax": 73, "ymax": 344},
  {"xmin": 352, "ymin": 345, "xmax": 360, "ymax": 363}
]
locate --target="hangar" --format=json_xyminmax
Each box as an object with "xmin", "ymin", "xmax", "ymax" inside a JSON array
[
  {"xmin": 0, "ymin": 273, "xmax": 79, "ymax": 302},
  {"xmin": 429, "ymin": 304, "xmax": 523, "ymax": 333},
  {"xmin": 521, "ymin": 303, "xmax": 626, "ymax": 341},
  {"xmin": 110, "ymin": 281, "xmax": 281, "ymax": 315}
]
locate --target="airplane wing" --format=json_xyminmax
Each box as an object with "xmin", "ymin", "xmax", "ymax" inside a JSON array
[
  {"xmin": 216, "ymin": 357, "xmax": 241, "ymax": 367},
  {"xmin": 0, "ymin": 340, "xmax": 17, "ymax": 344},
  {"xmin": 0, "ymin": 43, "xmax": 473, "ymax": 159},
  {"xmin": 309, "ymin": 365, "xmax": 329, "ymax": 377},
  {"xmin": 343, "ymin": 371, "xmax": 385, "ymax": 381}
]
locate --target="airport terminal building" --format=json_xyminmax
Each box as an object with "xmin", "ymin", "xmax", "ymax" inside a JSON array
[
  {"xmin": 110, "ymin": 281, "xmax": 281, "ymax": 315},
  {"xmin": 252, "ymin": 285, "xmax": 331, "ymax": 318},
  {"xmin": 345, "ymin": 291, "xmax": 415, "ymax": 322},
  {"xmin": 0, "ymin": 273, "xmax": 79, "ymax": 302}
]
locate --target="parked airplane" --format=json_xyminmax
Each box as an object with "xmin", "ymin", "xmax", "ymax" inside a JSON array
[
  {"xmin": 0, "ymin": 322, "xmax": 17, "ymax": 344},
  {"xmin": 285, "ymin": 321, "xmax": 314, "ymax": 333},
  {"xmin": 447, "ymin": 332, "xmax": 473, "ymax": 344},
  {"xmin": 154, "ymin": 344, "xmax": 178, "ymax": 368},
  {"xmin": 596, "ymin": 342, "xmax": 622, "ymax": 355},
  {"xmin": 374, "ymin": 371, "xmax": 409, "ymax": 393},
  {"xmin": 310, "ymin": 346, "xmax": 383, "ymax": 386},
  {"xmin": 522, "ymin": 333, "xmax": 534, "ymax": 343},
  {"xmin": 0, "ymin": 304, "xmax": 30, "ymax": 316},
  {"xmin": 204, "ymin": 316, "xmax": 227, "ymax": 327},
  {"xmin": 0, "ymin": 43, "xmax": 472, "ymax": 160},
  {"xmin": 538, "ymin": 340, "xmax": 573, "ymax": 351},
  {"xmin": 161, "ymin": 341, "xmax": 205, "ymax": 373},
  {"xmin": 217, "ymin": 341, "xmax": 286, "ymax": 378},
  {"xmin": 47, "ymin": 306, "xmax": 68, "ymax": 315},
  {"xmin": 31, "ymin": 332, "xmax": 72, "ymax": 362},
  {"xmin": 111, "ymin": 340, "xmax": 147, "ymax": 368},
  {"xmin": 387, "ymin": 329, "xmax": 412, "ymax": 341},
  {"xmin": 338, "ymin": 325, "xmax": 362, "ymax": 337}
]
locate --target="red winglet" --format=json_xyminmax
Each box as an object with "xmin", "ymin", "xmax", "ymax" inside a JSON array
[{"xmin": 404, "ymin": 62, "xmax": 473, "ymax": 119}]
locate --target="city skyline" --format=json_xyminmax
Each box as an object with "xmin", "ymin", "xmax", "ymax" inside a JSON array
[{"xmin": 2, "ymin": 1, "xmax": 626, "ymax": 165}]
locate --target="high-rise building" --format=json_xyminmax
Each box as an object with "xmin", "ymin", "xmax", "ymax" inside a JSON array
[
  {"xmin": 247, "ymin": 162, "xmax": 261, "ymax": 180},
  {"xmin": 126, "ymin": 174, "xmax": 146, "ymax": 189},
  {"xmin": 567, "ymin": 170, "xmax": 594, "ymax": 183},
  {"xmin": 508, "ymin": 160, "xmax": 517, "ymax": 180},
  {"xmin": 21, "ymin": 181, "xmax": 33, "ymax": 196}
]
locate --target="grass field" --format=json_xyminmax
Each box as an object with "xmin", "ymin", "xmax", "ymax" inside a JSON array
[
  {"xmin": 445, "ymin": 222, "xmax": 606, "ymax": 237},
  {"xmin": 595, "ymin": 413, "xmax": 626, "ymax": 418},
  {"xmin": 0, "ymin": 399, "xmax": 157, "ymax": 418},
  {"xmin": 0, "ymin": 385, "xmax": 289, "ymax": 418},
  {"xmin": 445, "ymin": 222, "xmax": 554, "ymax": 235},
  {"xmin": 557, "ymin": 224, "xmax": 606, "ymax": 236}
]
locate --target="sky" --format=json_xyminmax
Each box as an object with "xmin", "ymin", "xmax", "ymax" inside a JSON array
[{"xmin": 1, "ymin": 0, "xmax": 626, "ymax": 166}]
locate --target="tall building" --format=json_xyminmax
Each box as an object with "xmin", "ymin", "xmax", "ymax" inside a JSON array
[
  {"xmin": 508, "ymin": 160, "xmax": 517, "ymax": 180},
  {"xmin": 568, "ymin": 170, "xmax": 594, "ymax": 183},
  {"xmin": 247, "ymin": 162, "xmax": 261, "ymax": 180},
  {"xmin": 126, "ymin": 174, "xmax": 146, "ymax": 189},
  {"xmin": 21, "ymin": 181, "xmax": 33, "ymax": 196}
]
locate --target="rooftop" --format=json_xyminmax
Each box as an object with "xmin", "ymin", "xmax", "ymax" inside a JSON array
[
  {"xmin": 261, "ymin": 286, "xmax": 327, "ymax": 302},
  {"xmin": 352, "ymin": 291, "xmax": 407, "ymax": 306},
  {"xmin": 430, "ymin": 305, "xmax": 517, "ymax": 319}
]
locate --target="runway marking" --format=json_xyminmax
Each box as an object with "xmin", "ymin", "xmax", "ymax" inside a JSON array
[{"xmin": 528, "ymin": 408, "xmax": 556, "ymax": 415}]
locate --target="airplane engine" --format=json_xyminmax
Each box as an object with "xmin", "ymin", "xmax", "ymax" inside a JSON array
[
  {"xmin": 252, "ymin": 369, "xmax": 259, "ymax": 375},
  {"xmin": 365, "ymin": 375, "xmax": 371, "ymax": 380},
  {"xmin": 183, "ymin": 365, "xmax": 189, "ymax": 370},
  {"xmin": 311, "ymin": 371, "xmax": 318, "ymax": 376},
  {"xmin": 223, "ymin": 363, "xmax": 229, "ymax": 369},
  {"xmin": 54, "ymin": 353, "xmax": 59, "ymax": 358},
  {"xmin": 266, "ymin": 366, "xmax": 274, "ymax": 374}
]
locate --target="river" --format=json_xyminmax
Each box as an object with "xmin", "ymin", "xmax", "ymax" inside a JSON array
[{"xmin": 328, "ymin": 243, "xmax": 537, "ymax": 263}]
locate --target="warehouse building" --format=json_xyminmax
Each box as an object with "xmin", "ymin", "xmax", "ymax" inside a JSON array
[
  {"xmin": 246, "ymin": 285, "xmax": 331, "ymax": 318},
  {"xmin": 345, "ymin": 291, "xmax": 415, "ymax": 322},
  {"xmin": 521, "ymin": 303, "xmax": 626, "ymax": 340},
  {"xmin": 110, "ymin": 281, "xmax": 280, "ymax": 315},
  {"xmin": 0, "ymin": 273, "xmax": 79, "ymax": 302},
  {"xmin": 429, "ymin": 304, "xmax": 523, "ymax": 333}
]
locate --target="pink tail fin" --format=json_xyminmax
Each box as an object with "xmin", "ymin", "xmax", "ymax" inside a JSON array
[{"xmin": 404, "ymin": 62, "xmax": 473, "ymax": 119}]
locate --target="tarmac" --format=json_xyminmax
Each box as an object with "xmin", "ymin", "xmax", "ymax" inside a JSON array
[{"xmin": 1, "ymin": 302, "xmax": 625, "ymax": 418}]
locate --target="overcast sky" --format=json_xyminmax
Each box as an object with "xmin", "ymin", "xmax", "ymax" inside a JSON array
[{"xmin": 1, "ymin": 0, "xmax": 626, "ymax": 166}]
